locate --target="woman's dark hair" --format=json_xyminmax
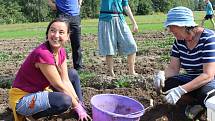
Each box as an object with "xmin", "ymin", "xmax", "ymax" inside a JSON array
[{"xmin": 45, "ymin": 18, "xmax": 70, "ymax": 39}]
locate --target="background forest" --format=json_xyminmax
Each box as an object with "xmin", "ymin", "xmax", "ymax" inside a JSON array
[{"xmin": 0, "ymin": 0, "xmax": 213, "ymax": 24}]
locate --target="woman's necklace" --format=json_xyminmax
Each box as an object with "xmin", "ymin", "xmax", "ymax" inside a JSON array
[
  {"xmin": 53, "ymin": 52, "xmax": 62, "ymax": 74},
  {"xmin": 53, "ymin": 52, "xmax": 58, "ymax": 65}
]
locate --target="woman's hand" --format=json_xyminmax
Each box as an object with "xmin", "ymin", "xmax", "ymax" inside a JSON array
[
  {"xmin": 153, "ymin": 70, "xmax": 165, "ymax": 93},
  {"xmin": 74, "ymin": 103, "xmax": 92, "ymax": 121},
  {"xmin": 164, "ymin": 86, "xmax": 187, "ymax": 105},
  {"xmin": 132, "ymin": 23, "xmax": 138, "ymax": 33}
]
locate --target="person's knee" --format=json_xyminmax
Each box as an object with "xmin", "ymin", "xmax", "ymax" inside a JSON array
[
  {"xmin": 57, "ymin": 94, "xmax": 72, "ymax": 111},
  {"xmin": 49, "ymin": 93, "xmax": 72, "ymax": 112}
]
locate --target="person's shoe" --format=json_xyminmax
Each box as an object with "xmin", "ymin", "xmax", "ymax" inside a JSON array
[{"xmin": 185, "ymin": 105, "xmax": 204, "ymax": 119}]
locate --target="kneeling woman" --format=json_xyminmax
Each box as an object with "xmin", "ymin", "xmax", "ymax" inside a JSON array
[{"xmin": 9, "ymin": 18, "xmax": 91, "ymax": 121}]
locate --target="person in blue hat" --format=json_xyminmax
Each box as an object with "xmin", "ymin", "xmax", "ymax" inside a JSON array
[
  {"xmin": 153, "ymin": 6, "xmax": 215, "ymax": 119},
  {"xmin": 201, "ymin": 0, "xmax": 215, "ymax": 29}
]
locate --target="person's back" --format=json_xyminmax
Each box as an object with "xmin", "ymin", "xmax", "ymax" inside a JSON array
[{"xmin": 55, "ymin": 0, "xmax": 80, "ymax": 16}]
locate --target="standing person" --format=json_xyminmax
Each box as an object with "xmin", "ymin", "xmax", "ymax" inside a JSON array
[
  {"xmin": 98, "ymin": 0, "xmax": 138, "ymax": 77},
  {"xmin": 48, "ymin": 0, "xmax": 83, "ymax": 70},
  {"xmin": 201, "ymin": 0, "xmax": 215, "ymax": 29},
  {"xmin": 9, "ymin": 18, "xmax": 91, "ymax": 121},
  {"xmin": 154, "ymin": 6, "xmax": 215, "ymax": 119}
]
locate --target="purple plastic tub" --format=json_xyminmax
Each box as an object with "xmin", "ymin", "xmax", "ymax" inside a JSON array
[{"xmin": 91, "ymin": 94, "xmax": 145, "ymax": 121}]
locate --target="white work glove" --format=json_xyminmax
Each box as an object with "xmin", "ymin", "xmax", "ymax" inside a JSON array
[
  {"xmin": 153, "ymin": 70, "xmax": 165, "ymax": 93},
  {"xmin": 164, "ymin": 86, "xmax": 187, "ymax": 105}
]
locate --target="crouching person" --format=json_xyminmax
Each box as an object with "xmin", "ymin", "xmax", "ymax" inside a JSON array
[
  {"xmin": 9, "ymin": 18, "xmax": 92, "ymax": 121},
  {"xmin": 154, "ymin": 6, "xmax": 215, "ymax": 119}
]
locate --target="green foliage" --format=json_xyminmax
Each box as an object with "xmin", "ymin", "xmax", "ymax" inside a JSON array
[
  {"xmin": 79, "ymin": 71, "xmax": 96, "ymax": 86},
  {"xmin": 151, "ymin": 0, "xmax": 174, "ymax": 13},
  {"xmin": 198, "ymin": 0, "xmax": 205, "ymax": 10},
  {"xmin": 0, "ymin": 52, "xmax": 10, "ymax": 61},
  {"xmin": 172, "ymin": 0, "xmax": 196, "ymax": 10},
  {"xmin": 18, "ymin": 0, "xmax": 53, "ymax": 22},
  {"xmin": 81, "ymin": 0, "xmax": 100, "ymax": 18},
  {"xmin": 129, "ymin": 0, "xmax": 139, "ymax": 14},
  {"xmin": 0, "ymin": 79, "xmax": 12, "ymax": 88},
  {"xmin": 0, "ymin": 0, "xmax": 26, "ymax": 24},
  {"xmin": 160, "ymin": 53, "xmax": 170, "ymax": 62},
  {"xmin": 137, "ymin": 0, "xmax": 153, "ymax": 15},
  {"xmin": 114, "ymin": 76, "xmax": 130, "ymax": 88},
  {"xmin": 0, "ymin": 51, "xmax": 27, "ymax": 62}
]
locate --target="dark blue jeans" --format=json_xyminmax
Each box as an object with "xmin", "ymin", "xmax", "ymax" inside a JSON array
[
  {"xmin": 58, "ymin": 13, "xmax": 83, "ymax": 70},
  {"xmin": 32, "ymin": 69, "xmax": 83, "ymax": 119}
]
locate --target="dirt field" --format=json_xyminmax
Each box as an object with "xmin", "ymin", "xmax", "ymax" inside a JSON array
[{"xmin": 0, "ymin": 32, "xmax": 207, "ymax": 121}]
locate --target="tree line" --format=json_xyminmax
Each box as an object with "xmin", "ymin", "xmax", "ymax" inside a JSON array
[{"xmin": 0, "ymin": 0, "xmax": 214, "ymax": 24}]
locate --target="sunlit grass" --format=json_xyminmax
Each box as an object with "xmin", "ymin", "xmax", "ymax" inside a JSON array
[{"xmin": 0, "ymin": 11, "xmax": 214, "ymax": 39}]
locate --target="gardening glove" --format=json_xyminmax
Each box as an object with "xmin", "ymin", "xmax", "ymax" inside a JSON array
[
  {"xmin": 164, "ymin": 86, "xmax": 187, "ymax": 105},
  {"xmin": 153, "ymin": 70, "xmax": 165, "ymax": 93},
  {"xmin": 74, "ymin": 103, "xmax": 92, "ymax": 121}
]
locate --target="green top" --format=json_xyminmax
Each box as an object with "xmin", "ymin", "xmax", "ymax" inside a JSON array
[
  {"xmin": 205, "ymin": 1, "xmax": 214, "ymax": 15},
  {"xmin": 99, "ymin": 0, "xmax": 128, "ymax": 22}
]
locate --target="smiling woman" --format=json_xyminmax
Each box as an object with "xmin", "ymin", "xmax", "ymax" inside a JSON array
[
  {"xmin": 8, "ymin": 18, "xmax": 92, "ymax": 121},
  {"xmin": 46, "ymin": 19, "xmax": 69, "ymax": 52}
]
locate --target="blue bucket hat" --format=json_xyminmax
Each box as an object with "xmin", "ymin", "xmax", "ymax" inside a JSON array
[{"xmin": 164, "ymin": 6, "xmax": 197, "ymax": 28}]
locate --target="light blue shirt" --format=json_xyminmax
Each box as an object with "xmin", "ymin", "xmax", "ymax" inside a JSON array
[
  {"xmin": 99, "ymin": 0, "xmax": 128, "ymax": 22},
  {"xmin": 205, "ymin": 1, "xmax": 214, "ymax": 15},
  {"xmin": 56, "ymin": 0, "xmax": 80, "ymax": 16},
  {"xmin": 171, "ymin": 29, "xmax": 215, "ymax": 77}
]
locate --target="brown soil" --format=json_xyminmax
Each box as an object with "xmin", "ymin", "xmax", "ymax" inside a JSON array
[{"xmin": 0, "ymin": 32, "xmax": 207, "ymax": 121}]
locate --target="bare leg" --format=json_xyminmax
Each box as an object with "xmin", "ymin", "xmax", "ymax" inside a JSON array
[
  {"xmin": 201, "ymin": 18, "xmax": 206, "ymax": 27},
  {"xmin": 127, "ymin": 53, "xmax": 138, "ymax": 75},
  {"xmin": 210, "ymin": 18, "xmax": 215, "ymax": 29},
  {"xmin": 106, "ymin": 55, "xmax": 115, "ymax": 77}
]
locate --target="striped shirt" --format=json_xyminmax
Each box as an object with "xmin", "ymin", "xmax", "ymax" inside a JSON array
[{"xmin": 171, "ymin": 29, "xmax": 215, "ymax": 77}]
